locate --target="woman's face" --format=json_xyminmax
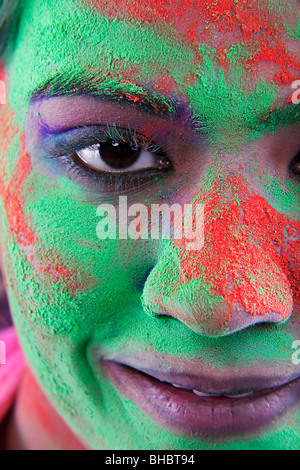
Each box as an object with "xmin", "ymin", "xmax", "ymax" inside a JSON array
[{"xmin": 1, "ymin": 0, "xmax": 299, "ymax": 449}]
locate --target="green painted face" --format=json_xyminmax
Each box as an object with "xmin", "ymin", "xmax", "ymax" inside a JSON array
[{"xmin": 1, "ymin": 0, "xmax": 300, "ymax": 449}]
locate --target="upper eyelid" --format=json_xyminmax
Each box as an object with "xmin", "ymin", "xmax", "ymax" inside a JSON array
[
  {"xmin": 41, "ymin": 124, "xmax": 159, "ymax": 144},
  {"xmin": 40, "ymin": 124, "xmax": 166, "ymax": 158},
  {"xmin": 31, "ymin": 95, "xmax": 179, "ymax": 140}
]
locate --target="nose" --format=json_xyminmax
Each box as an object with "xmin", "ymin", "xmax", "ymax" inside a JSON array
[{"xmin": 141, "ymin": 173, "xmax": 297, "ymax": 337}]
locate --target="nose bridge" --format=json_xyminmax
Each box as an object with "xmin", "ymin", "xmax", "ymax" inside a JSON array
[{"xmin": 142, "ymin": 172, "xmax": 296, "ymax": 336}]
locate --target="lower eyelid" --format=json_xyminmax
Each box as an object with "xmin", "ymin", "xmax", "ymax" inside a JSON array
[
  {"xmin": 35, "ymin": 124, "xmax": 174, "ymax": 193},
  {"xmin": 51, "ymin": 152, "xmax": 172, "ymax": 194}
]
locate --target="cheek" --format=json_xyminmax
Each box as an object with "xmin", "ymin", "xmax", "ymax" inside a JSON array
[
  {"xmin": 0, "ymin": 107, "xmax": 35, "ymax": 261},
  {"xmin": 0, "ymin": 120, "xmax": 151, "ymax": 335},
  {"xmin": 0, "ymin": 108, "xmax": 96, "ymax": 332}
]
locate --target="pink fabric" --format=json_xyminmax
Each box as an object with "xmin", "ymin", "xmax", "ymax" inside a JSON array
[{"xmin": 0, "ymin": 327, "xmax": 26, "ymax": 423}]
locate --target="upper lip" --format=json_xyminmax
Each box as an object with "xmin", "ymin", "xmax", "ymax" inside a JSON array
[{"xmin": 99, "ymin": 352, "xmax": 300, "ymax": 396}]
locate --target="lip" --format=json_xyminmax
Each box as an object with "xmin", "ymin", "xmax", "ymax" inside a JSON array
[{"xmin": 100, "ymin": 359, "xmax": 300, "ymax": 439}]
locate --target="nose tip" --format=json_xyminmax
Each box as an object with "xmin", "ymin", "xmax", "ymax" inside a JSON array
[
  {"xmin": 141, "ymin": 172, "xmax": 297, "ymax": 337},
  {"xmin": 142, "ymin": 278, "xmax": 292, "ymax": 337},
  {"xmin": 224, "ymin": 306, "xmax": 291, "ymax": 335},
  {"xmin": 141, "ymin": 239, "xmax": 294, "ymax": 337}
]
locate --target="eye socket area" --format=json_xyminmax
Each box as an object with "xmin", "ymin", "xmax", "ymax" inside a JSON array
[{"xmin": 71, "ymin": 138, "xmax": 171, "ymax": 174}]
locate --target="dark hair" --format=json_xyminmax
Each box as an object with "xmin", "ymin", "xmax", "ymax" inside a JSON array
[{"xmin": 0, "ymin": 0, "xmax": 22, "ymax": 58}]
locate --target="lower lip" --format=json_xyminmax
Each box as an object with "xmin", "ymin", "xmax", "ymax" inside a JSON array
[{"xmin": 102, "ymin": 361, "xmax": 300, "ymax": 439}]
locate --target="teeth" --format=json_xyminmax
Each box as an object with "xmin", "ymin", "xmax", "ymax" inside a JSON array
[
  {"xmin": 193, "ymin": 390, "xmax": 217, "ymax": 397},
  {"xmin": 224, "ymin": 392, "xmax": 254, "ymax": 399},
  {"xmin": 172, "ymin": 384, "xmax": 254, "ymax": 399},
  {"xmin": 193, "ymin": 390, "xmax": 254, "ymax": 399}
]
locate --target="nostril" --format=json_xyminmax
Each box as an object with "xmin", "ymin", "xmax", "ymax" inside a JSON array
[
  {"xmin": 225, "ymin": 305, "xmax": 292, "ymax": 335},
  {"xmin": 140, "ymin": 295, "xmax": 165, "ymax": 318}
]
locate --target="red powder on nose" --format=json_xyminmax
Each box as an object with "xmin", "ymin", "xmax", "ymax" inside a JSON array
[
  {"xmin": 217, "ymin": 47, "xmax": 230, "ymax": 73},
  {"xmin": 175, "ymin": 174, "xmax": 299, "ymax": 319}
]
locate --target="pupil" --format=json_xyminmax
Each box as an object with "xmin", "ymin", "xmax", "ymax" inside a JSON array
[
  {"xmin": 100, "ymin": 140, "xmax": 140, "ymax": 169},
  {"xmin": 290, "ymin": 152, "xmax": 300, "ymax": 177}
]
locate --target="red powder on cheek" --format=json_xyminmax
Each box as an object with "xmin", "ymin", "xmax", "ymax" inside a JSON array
[
  {"xmin": 0, "ymin": 110, "xmax": 85, "ymax": 291},
  {"xmin": 0, "ymin": 62, "xmax": 6, "ymax": 85},
  {"xmin": 0, "ymin": 132, "xmax": 36, "ymax": 245}
]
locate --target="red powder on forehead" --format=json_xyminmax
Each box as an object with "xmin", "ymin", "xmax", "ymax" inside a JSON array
[
  {"xmin": 244, "ymin": 41, "xmax": 300, "ymax": 83},
  {"xmin": 174, "ymin": 174, "xmax": 299, "ymax": 321},
  {"xmin": 152, "ymin": 72, "xmax": 178, "ymax": 94},
  {"xmin": 274, "ymin": 70, "xmax": 297, "ymax": 86},
  {"xmin": 88, "ymin": 0, "xmax": 299, "ymax": 83}
]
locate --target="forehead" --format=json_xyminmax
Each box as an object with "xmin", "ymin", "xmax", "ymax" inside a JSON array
[
  {"xmin": 7, "ymin": 0, "xmax": 300, "ymax": 145},
  {"xmin": 11, "ymin": 0, "xmax": 300, "ymax": 82},
  {"xmin": 14, "ymin": 0, "xmax": 300, "ymax": 66},
  {"xmin": 87, "ymin": 0, "xmax": 299, "ymax": 43}
]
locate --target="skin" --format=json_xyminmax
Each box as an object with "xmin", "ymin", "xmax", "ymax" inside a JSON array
[{"xmin": 0, "ymin": 0, "xmax": 299, "ymax": 449}]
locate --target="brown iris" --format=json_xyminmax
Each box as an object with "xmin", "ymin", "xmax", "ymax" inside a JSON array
[
  {"xmin": 290, "ymin": 152, "xmax": 300, "ymax": 177},
  {"xmin": 99, "ymin": 140, "xmax": 140, "ymax": 169}
]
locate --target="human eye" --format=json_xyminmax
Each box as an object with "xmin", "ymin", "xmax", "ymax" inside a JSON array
[
  {"xmin": 71, "ymin": 125, "xmax": 171, "ymax": 173},
  {"xmin": 289, "ymin": 150, "xmax": 300, "ymax": 179},
  {"xmin": 41, "ymin": 124, "xmax": 173, "ymax": 195}
]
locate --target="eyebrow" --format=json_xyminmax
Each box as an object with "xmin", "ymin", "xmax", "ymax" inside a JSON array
[
  {"xmin": 254, "ymin": 103, "xmax": 300, "ymax": 134},
  {"xmin": 30, "ymin": 73, "xmax": 300, "ymax": 136},
  {"xmin": 31, "ymin": 73, "xmax": 181, "ymax": 119}
]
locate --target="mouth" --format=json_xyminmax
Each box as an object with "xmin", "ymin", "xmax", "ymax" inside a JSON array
[{"xmin": 101, "ymin": 360, "xmax": 300, "ymax": 439}]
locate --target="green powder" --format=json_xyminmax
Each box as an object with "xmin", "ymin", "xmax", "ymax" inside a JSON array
[{"xmin": 1, "ymin": 0, "xmax": 299, "ymax": 451}]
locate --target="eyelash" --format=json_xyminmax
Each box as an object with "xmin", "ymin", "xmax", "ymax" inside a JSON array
[
  {"xmin": 40, "ymin": 124, "xmax": 299, "ymax": 195},
  {"xmin": 42, "ymin": 124, "xmax": 172, "ymax": 194}
]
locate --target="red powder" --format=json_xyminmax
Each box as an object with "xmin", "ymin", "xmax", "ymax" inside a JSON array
[
  {"xmin": 217, "ymin": 47, "xmax": 230, "ymax": 73},
  {"xmin": 152, "ymin": 73, "xmax": 178, "ymax": 94},
  {"xmin": 0, "ymin": 111, "xmax": 83, "ymax": 290},
  {"xmin": 174, "ymin": 174, "xmax": 299, "ymax": 320},
  {"xmin": 0, "ymin": 133, "xmax": 36, "ymax": 245},
  {"xmin": 89, "ymin": 0, "xmax": 300, "ymax": 85},
  {"xmin": 0, "ymin": 62, "xmax": 6, "ymax": 84},
  {"xmin": 273, "ymin": 70, "xmax": 297, "ymax": 86}
]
